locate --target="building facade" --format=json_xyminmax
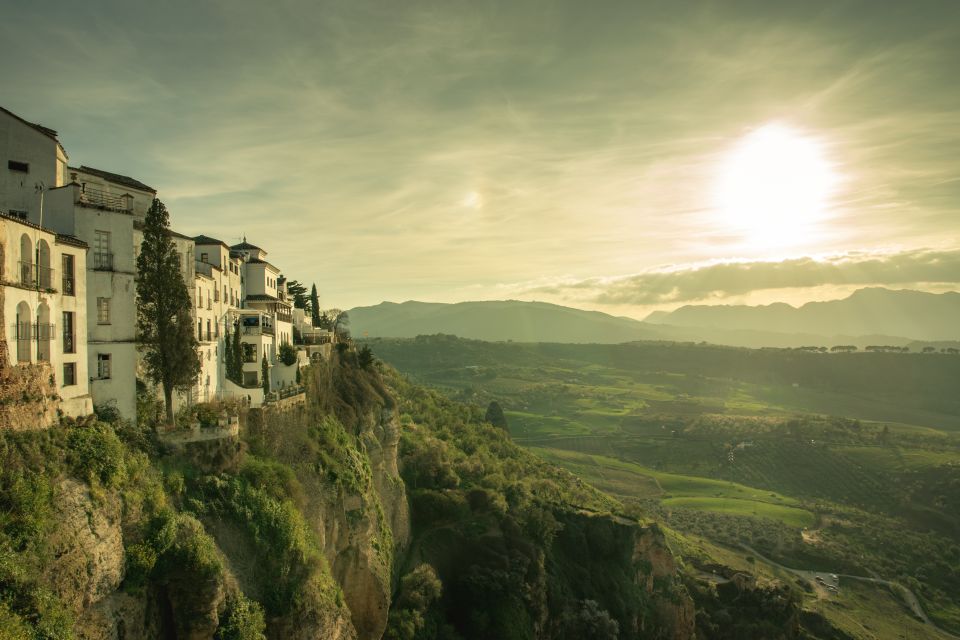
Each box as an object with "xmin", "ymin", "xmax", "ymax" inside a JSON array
[{"xmin": 0, "ymin": 214, "xmax": 92, "ymax": 417}]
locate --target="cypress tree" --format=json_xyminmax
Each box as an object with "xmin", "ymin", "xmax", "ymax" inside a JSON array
[
  {"xmin": 485, "ymin": 401, "xmax": 509, "ymax": 432},
  {"xmin": 232, "ymin": 320, "xmax": 243, "ymax": 383},
  {"xmin": 223, "ymin": 320, "xmax": 234, "ymax": 382},
  {"xmin": 261, "ymin": 353, "xmax": 270, "ymax": 395},
  {"xmin": 135, "ymin": 199, "xmax": 201, "ymax": 425},
  {"xmin": 310, "ymin": 284, "xmax": 321, "ymax": 327}
]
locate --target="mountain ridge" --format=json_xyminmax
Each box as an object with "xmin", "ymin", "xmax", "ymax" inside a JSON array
[{"xmin": 348, "ymin": 288, "xmax": 960, "ymax": 347}]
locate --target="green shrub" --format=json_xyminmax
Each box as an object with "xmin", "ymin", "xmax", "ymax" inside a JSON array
[
  {"xmin": 216, "ymin": 594, "xmax": 266, "ymax": 640},
  {"xmin": 66, "ymin": 423, "xmax": 127, "ymax": 489},
  {"xmin": 279, "ymin": 343, "xmax": 298, "ymax": 367}
]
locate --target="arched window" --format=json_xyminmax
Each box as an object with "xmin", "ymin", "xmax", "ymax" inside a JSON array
[
  {"xmin": 36, "ymin": 302, "xmax": 51, "ymax": 362},
  {"xmin": 37, "ymin": 239, "xmax": 51, "ymax": 289},
  {"xmin": 15, "ymin": 301, "xmax": 31, "ymax": 363},
  {"xmin": 19, "ymin": 234, "xmax": 32, "ymax": 286}
]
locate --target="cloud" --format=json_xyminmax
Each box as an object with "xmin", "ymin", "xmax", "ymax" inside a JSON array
[{"xmin": 521, "ymin": 248, "xmax": 960, "ymax": 305}]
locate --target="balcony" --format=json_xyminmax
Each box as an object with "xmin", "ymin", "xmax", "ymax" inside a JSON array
[
  {"xmin": 13, "ymin": 323, "xmax": 55, "ymax": 362},
  {"xmin": 79, "ymin": 186, "xmax": 132, "ymax": 212},
  {"xmin": 243, "ymin": 325, "xmax": 275, "ymax": 336},
  {"xmin": 18, "ymin": 262, "xmax": 55, "ymax": 289},
  {"xmin": 62, "ymin": 275, "xmax": 75, "ymax": 296},
  {"xmin": 92, "ymin": 252, "xmax": 114, "ymax": 271}
]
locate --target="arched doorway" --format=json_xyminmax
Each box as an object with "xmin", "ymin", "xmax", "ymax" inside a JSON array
[
  {"xmin": 37, "ymin": 238, "xmax": 51, "ymax": 289},
  {"xmin": 15, "ymin": 301, "xmax": 31, "ymax": 363},
  {"xmin": 19, "ymin": 234, "xmax": 32, "ymax": 286},
  {"xmin": 36, "ymin": 302, "xmax": 51, "ymax": 362}
]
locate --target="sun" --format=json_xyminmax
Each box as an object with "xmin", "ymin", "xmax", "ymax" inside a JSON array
[{"xmin": 714, "ymin": 123, "xmax": 837, "ymax": 248}]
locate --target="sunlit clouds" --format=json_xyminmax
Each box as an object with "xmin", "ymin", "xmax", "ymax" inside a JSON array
[{"xmin": 1, "ymin": 0, "xmax": 958, "ymax": 310}]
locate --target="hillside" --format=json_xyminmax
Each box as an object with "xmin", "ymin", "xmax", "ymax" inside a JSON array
[
  {"xmin": 3, "ymin": 347, "xmax": 838, "ymax": 640},
  {"xmin": 347, "ymin": 294, "xmax": 950, "ymax": 348},
  {"xmin": 366, "ymin": 335, "xmax": 960, "ymax": 635},
  {"xmin": 649, "ymin": 288, "xmax": 960, "ymax": 341},
  {"xmin": 348, "ymin": 300, "xmax": 660, "ymax": 344}
]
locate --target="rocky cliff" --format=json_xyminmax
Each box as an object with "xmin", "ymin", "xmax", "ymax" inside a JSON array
[{"xmin": 0, "ymin": 350, "xmax": 720, "ymax": 639}]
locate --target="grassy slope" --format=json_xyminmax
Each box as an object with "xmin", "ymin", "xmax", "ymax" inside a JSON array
[{"xmin": 368, "ymin": 336, "xmax": 960, "ymax": 635}]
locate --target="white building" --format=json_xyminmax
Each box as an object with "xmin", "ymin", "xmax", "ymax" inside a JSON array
[
  {"xmin": 0, "ymin": 213, "xmax": 93, "ymax": 417},
  {"xmin": 0, "ymin": 106, "xmax": 68, "ymax": 221},
  {"xmin": 39, "ymin": 168, "xmax": 157, "ymax": 420}
]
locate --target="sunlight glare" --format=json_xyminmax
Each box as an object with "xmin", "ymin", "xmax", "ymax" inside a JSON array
[{"xmin": 715, "ymin": 124, "xmax": 837, "ymax": 248}]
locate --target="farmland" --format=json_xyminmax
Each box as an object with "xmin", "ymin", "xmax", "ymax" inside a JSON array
[{"xmin": 367, "ymin": 335, "xmax": 960, "ymax": 634}]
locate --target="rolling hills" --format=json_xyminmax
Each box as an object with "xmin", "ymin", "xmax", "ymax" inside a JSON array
[{"xmin": 348, "ymin": 288, "xmax": 960, "ymax": 347}]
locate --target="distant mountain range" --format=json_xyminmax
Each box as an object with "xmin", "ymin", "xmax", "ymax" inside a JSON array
[
  {"xmin": 646, "ymin": 288, "xmax": 960, "ymax": 342},
  {"xmin": 348, "ymin": 288, "xmax": 960, "ymax": 347}
]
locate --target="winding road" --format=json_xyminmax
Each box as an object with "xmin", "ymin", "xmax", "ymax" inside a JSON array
[{"xmin": 741, "ymin": 544, "xmax": 959, "ymax": 639}]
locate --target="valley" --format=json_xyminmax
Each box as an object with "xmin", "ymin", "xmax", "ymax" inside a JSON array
[{"xmin": 367, "ymin": 335, "xmax": 960, "ymax": 638}]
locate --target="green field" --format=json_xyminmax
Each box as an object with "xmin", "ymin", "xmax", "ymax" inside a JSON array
[{"xmin": 369, "ymin": 336, "xmax": 960, "ymax": 635}]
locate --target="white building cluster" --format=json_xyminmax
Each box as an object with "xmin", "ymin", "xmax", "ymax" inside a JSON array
[{"xmin": 1, "ymin": 105, "xmax": 331, "ymax": 424}]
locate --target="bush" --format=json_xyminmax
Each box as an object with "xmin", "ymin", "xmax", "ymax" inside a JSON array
[
  {"xmin": 66, "ymin": 423, "xmax": 127, "ymax": 488},
  {"xmin": 216, "ymin": 594, "xmax": 266, "ymax": 640},
  {"xmin": 279, "ymin": 343, "xmax": 298, "ymax": 367}
]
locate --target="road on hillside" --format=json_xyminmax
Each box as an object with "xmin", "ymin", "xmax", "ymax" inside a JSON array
[{"xmin": 741, "ymin": 544, "xmax": 959, "ymax": 639}]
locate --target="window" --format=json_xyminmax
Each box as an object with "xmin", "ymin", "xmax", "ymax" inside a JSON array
[
  {"xmin": 206, "ymin": 319, "xmax": 211, "ymax": 341},
  {"xmin": 97, "ymin": 298, "xmax": 111, "ymax": 324},
  {"xmin": 93, "ymin": 231, "xmax": 112, "ymax": 270},
  {"xmin": 242, "ymin": 343, "xmax": 257, "ymax": 363},
  {"xmin": 97, "ymin": 354, "xmax": 111, "ymax": 379},
  {"xmin": 62, "ymin": 254, "xmax": 75, "ymax": 295},
  {"xmin": 62, "ymin": 311, "xmax": 75, "ymax": 353},
  {"xmin": 9, "ymin": 209, "xmax": 28, "ymax": 220},
  {"xmin": 63, "ymin": 362, "xmax": 76, "ymax": 386},
  {"xmin": 198, "ymin": 320, "xmax": 203, "ymax": 341},
  {"xmin": 8, "ymin": 160, "xmax": 28, "ymax": 173},
  {"xmin": 201, "ymin": 252, "xmax": 208, "ymax": 263}
]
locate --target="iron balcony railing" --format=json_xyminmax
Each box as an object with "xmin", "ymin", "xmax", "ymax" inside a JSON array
[
  {"xmin": 13, "ymin": 323, "xmax": 54, "ymax": 362},
  {"xmin": 18, "ymin": 262, "xmax": 55, "ymax": 289},
  {"xmin": 62, "ymin": 275, "xmax": 75, "ymax": 296},
  {"xmin": 92, "ymin": 252, "xmax": 114, "ymax": 271},
  {"xmin": 79, "ymin": 186, "xmax": 132, "ymax": 212},
  {"xmin": 243, "ymin": 325, "xmax": 275, "ymax": 336}
]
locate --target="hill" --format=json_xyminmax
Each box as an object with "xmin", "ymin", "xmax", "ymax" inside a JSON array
[
  {"xmin": 348, "ymin": 299, "xmax": 661, "ymax": 343},
  {"xmin": 648, "ymin": 288, "xmax": 960, "ymax": 341},
  {"xmin": 348, "ymin": 295, "xmax": 945, "ymax": 348}
]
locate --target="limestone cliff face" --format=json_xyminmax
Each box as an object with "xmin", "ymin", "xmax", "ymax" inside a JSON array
[
  {"xmin": 302, "ymin": 406, "xmax": 410, "ymax": 640},
  {"xmin": 551, "ymin": 512, "xmax": 696, "ymax": 640}
]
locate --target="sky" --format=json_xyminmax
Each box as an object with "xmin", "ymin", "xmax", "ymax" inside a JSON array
[{"xmin": 2, "ymin": 0, "xmax": 959, "ymax": 316}]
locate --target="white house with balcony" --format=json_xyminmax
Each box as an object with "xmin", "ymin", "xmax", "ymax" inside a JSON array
[
  {"xmin": 0, "ymin": 213, "xmax": 92, "ymax": 417},
  {"xmin": 193, "ymin": 235, "xmax": 243, "ymax": 403},
  {"xmin": 39, "ymin": 168, "xmax": 157, "ymax": 420}
]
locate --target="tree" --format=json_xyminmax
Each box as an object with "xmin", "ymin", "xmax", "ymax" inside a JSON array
[
  {"xmin": 333, "ymin": 310, "xmax": 350, "ymax": 341},
  {"xmin": 279, "ymin": 342, "xmax": 298, "ymax": 366},
  {"xmin": 223, "ymin": 320, "xmax": 234, "ymax": 380},
  {"xmin": 261, "ymin": 353, "xmax": 270, "ymax": 395},
  {"xmin": 231, "ymin": 320, "xmax": 243, "ymax": 383},
  {"xmin": 310, "ymin": 284, "xmax": 321, "ymax": 327},
  {"xmin": 136, "ymin": 199, "xmax": 201, "ymax": 425},
  {"xmin": 485, "ymin": 401, "xmax": 508, "ymax": 431},
  {"xmin": 286, "ymin": 279, "xmax": 310, "ymax": 311},
  {"xmin": 358, "ymin": 345, "xmax": 375, "ymax": 369}
]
